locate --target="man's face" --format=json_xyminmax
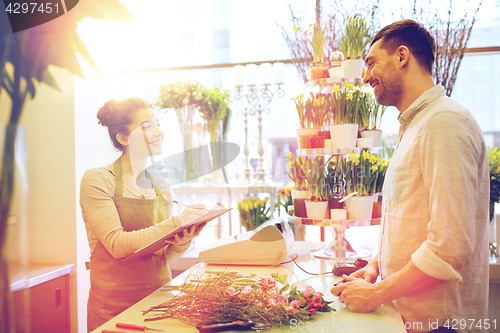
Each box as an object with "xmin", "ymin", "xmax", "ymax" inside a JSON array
[{"xmin": 363, "ymin": 39, "xmax": 403, "ymax": 108}]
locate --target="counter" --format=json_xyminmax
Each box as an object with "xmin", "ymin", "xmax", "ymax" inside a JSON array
[
  {"xmin": 9, "ymin": 263, "xmax": 75, "ymax": 333},
  {"xmin": 91, "ymin": 238, "xmax": 406, "ymax": 333}
]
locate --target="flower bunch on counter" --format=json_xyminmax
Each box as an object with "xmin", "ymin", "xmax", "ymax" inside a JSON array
[
  {"xmin": 237, "ymin": 197, "xmax": 271, "ymax": 231},
  {"xmin": 143, "ymin": 271, "xmax": 333, "ymax": 327},
  {"xmin": 344, "ymin": 151, "xmax": 390, "ymax": 196}
]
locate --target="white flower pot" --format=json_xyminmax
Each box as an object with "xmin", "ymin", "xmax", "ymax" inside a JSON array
[
  {"xmin": 329, "ymin": 123, "xmax": 358, "ymax": 148},
  {"xmin": 305, "ymin": 200, "xmax": 329, "ymax": 219},
  {"xmin": 360, "ymin": 129, "xmax": 383, "ymax": 147},
  {"xmin": 296, "ymin": 128, "xmax": 320, "ymax": 149},
  {"xmin": 342, "ymin": 59, "xmax": 364, "ymax": 78},
  {"xmin": 345, "ymin": 195, "xmax": 375, "ymax": 225},
  {"xmin": 357, "ymin": 138, "xmax": 373, "ymax": 148}
]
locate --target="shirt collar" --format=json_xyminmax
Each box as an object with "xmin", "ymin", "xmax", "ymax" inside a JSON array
[{"xmin": 397, "ymin": 85, "xmax": 445, "ymax": 126}]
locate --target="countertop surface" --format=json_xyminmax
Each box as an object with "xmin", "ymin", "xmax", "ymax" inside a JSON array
[
  {"xmin": 9, "ymin": 263, "xmax": 75, "ymax": 292},
  {"xmin": 91, "ymin": 239, "xmax": 406, "ymax": 333}
]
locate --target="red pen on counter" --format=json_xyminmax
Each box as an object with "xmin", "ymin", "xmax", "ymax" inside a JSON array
[{"xmin": 115, "ymin": 323, "xmax": 164, "ymax": 331}]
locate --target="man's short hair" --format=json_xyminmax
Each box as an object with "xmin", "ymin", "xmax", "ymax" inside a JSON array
[{"xmin": 371, "ymin": 20, "xmax": 435, "ymax": 73}]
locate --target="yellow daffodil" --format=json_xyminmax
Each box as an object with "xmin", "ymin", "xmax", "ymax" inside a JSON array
[
  {"xmin": 346, "ymin": 92, "xmax": 354, "ymax": 100},
  {"xmin": 332, "ymin": 84, "xmax": 341, "ymax": 94},
  {"xmin": 344, "ymin": 82, "xmax": 354, "ymax": 90}
]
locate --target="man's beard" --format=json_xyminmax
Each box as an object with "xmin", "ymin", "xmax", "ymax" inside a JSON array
[{"xmin": 374, "ymin": 63, "xmax": 403, "ymax": 108}]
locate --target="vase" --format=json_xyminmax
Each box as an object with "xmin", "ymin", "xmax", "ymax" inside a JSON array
[
  {"xmin": 309, "ymin": 63, "xmax": 328, "ymax": 81},
  {"xmin": 305, "ymin": 200, "xmax": 329, "ymax": 219},
  {"xmin": 345, "ymin": 195, "xmax": 375, "ymax": 225},
  {"xmin": 342, "ymin": 59, "xmax": 364, "ymax": 78},
  {"xmin": 329, "ymin": 124, "xmax": 358, "ymax": 148},
  {"xmin": 204, "ymin": 119, "xmax": 225, "ymax": 185},
  {"xmin": 360, "ymin": 129, "xmax": 383, "ymax": 147},
  {"xmin": 292, "ymin": 190, "xmax": 308, "ymax": 218},
  {"xmin": 296, "ymin": 128, "xmax": 320, "ymax": 149}
]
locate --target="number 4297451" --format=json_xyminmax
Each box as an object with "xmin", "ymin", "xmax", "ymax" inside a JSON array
[
  {"xmin": 5, "ymin": 2, "xmax": 60, "ymax": 14},
  {"xmin": 444, "ymin": 319, "xmax": 496, "ymax": 330}
]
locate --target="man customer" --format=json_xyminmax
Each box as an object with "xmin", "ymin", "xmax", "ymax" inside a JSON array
[{"xmin": 331, "ymin": 20, "xmax": 489, "ymax": 333}]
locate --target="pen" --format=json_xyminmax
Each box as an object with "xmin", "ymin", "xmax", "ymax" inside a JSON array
[{"xmin": 172, "ymin": 200, "xmax": 188, "ymax": 207}]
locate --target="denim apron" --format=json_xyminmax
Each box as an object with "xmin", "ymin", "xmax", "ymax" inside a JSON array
[{"xmin": 87, "ymin": 159, "xmax": 170, "ymax": 332}]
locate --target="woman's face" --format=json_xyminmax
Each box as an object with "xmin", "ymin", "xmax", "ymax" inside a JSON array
[{"xmin": 126, "ymin": 108, "xmax": 164, "ymax": 157}]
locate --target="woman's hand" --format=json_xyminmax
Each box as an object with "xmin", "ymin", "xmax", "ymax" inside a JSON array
[
  {"xmin": 168, "ymin": 222, "xmax": 207, "ymax": 246},
  {"xmin": 178, "ymin": 203, "xmax": 208, "ymax": 226}
]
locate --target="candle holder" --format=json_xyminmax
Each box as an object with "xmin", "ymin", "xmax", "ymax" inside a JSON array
[{"xmin": 233, "ymin": 83, "xmax": 285, "ymax": 186}]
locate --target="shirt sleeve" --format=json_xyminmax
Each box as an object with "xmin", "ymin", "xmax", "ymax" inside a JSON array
[
  {"xmin": 413, "ymin": 109, "xmax": 485, "ymax": 282},
  {"xmin": 80, "ymin": 169, "xmax": 183, "ymax": 259}
]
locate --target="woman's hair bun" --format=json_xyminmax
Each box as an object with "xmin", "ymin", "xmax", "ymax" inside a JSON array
[{"xmin": 97, "ymin": 100, "xmax": 117, "ymax": 127}]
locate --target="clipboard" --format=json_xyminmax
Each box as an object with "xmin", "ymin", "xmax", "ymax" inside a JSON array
[{"xmin": 122, "ymin": 207, "xmax": 232, "ymax": 262}]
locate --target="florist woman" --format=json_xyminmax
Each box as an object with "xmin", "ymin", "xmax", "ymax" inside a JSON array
[{"xmin": 80, "ymin": 97, "xmax": 207, "ymax": 331}]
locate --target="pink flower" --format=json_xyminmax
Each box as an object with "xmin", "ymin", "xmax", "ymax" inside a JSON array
[
  {"xmin": 286, "ymin": 305, "xmax": 300, "ymax": 314},
  {"xmin": 260, "ymin": 275, "xmax": 276, "ymax": 289},
  {"xmin": 264, "ymin": 298, "xmax": 277, "ymax": 308},
  {"xmin": 290, "ymin": 299, "xmax": 302, "ymax": 308},
  {"xmin": 301, "ymin": 285, "xmax": 313, "ymax": 300},
  {"xmin": 276, "ymin": 296, "xmax": 288, "ymax": 304},
  {"xmin": 311, "ymin": 292, "xmax": 325, "ymax": 307},
  {"xmin": 224, "ymin": 287, "xmax": 236, "ymax": 298}
]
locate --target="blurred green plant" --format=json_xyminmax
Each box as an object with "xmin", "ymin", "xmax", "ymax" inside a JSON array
[{"xmin": 0, "ymin": 2, "xmax": 133, "ymax": 331}]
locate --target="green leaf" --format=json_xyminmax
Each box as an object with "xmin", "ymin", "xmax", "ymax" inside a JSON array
[{"xmin": 40, "ymin": 70, "xmax": 62, "ymax": 92}]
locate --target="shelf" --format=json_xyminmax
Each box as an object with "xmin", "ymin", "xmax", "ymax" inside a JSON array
[
  {"xmin": 288, "ymin": 215, "xmax": 381, "ymax": 227},
  {"xmin": 305, "ymin": 77, "xmax": 364, "ymax": 95},
  {"xmin": 296, "ymin": 147, "xmax": 381, "ymax": 156}
]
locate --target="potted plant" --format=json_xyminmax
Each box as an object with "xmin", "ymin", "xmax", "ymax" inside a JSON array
[
  {"xmin": 329, "ymin": 82, "xmax": 361, "ymax": 148},
  {"xmin": 359, "ymin": 90, "xmax": 387, "ymax": 147},
  {"xmin": 299, "ymin": 23, "xmax": 328, "ymax": 81},
  {"xmin": 339, "ymin": 14, "xmax": 372, "ymax": 78},
  {"xmin": 343, "ymin": 151, "xmax": 381, "ymax": 223},
  {"xmin": 304, "ymin": 156, "xmax": 329, "ymax": 219},
  {"xmin": 286, "ymin": 152, "xmax": 308, "ymax": 218},
  {"xmin": 293, "ymin": 94, "xmax": 330, "ymax": 149}
]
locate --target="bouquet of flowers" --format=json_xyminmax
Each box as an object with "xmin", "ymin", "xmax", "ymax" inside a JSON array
[
  {"xmin": 237, "ymin": 197, "xmax": 271, "ymax": 231},
  {"xmin": 144, "ymin": 271, "xmax": 333, "ymax": 327}
]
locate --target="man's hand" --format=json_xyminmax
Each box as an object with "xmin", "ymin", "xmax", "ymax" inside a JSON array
[
  {"xmin": 330, "ymin": 275, "xmax": 382, "ymax": 313},
  {"xmin": 350, "ymin": 259, "xmax": 379, "ymax": 283}
]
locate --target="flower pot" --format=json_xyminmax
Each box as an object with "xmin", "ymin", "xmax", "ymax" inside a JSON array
[
  {"xmin": 356, "ymin": 137, "xmax": 373, "ymax": 148},
  {"xmin": 360, "ymin": 129, "xmax": 383, "ymax": 147},
  {"xmin": 309, "ymin": 63, "xmax": 328, "ymax": 81},
  {"xmin": 292, "ymin": 190, "xmax": 308, "ymax": 218},
  {"xmin": 345, "ymin": 195, "xmax": 375, "ymax": 225},
  {"xmin": 329, "ymin": 123, "xmax": 358, "ymax": 148},
  {"xmin": 330, "ymin": 209, "xmax": 347, "ymax": 220},
  {"xmin": 342, "ymin": 59, "xmax": 364, "ymax": 78},
  {"xmin": 297, "ymin": 128, "xmax": 320, "ymax": 149},
  {"xmin": 310, "ymin": 136, "xmax": 325, "ymax": 148},
  {"xmin": 318, "ymin": 130, "xmax": 331, "ymax": 139},
  {"xmin": 305, "ymin": 200, "xmax": 329, "ymax": 219}
]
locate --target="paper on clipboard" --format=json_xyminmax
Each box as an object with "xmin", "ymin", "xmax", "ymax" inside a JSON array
[{"xmin": 122, "ymin": 207, "xmax": 232, "ymax": 262}]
